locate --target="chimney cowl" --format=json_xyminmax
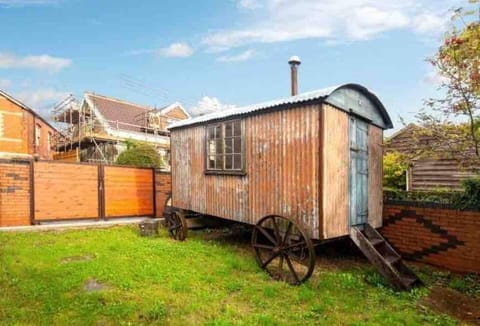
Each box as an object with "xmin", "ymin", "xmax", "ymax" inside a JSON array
[{"xmin": 288, "ymin": 55, "xmax": 301, "ymax": 65}]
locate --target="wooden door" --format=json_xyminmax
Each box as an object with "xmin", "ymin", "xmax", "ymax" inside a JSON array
[{"xmin": 349, "ymin": 117, "xmax": 369, "ymax": 227}]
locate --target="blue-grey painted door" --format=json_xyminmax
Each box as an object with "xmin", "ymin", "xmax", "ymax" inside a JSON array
[{"xmin": 349, "ymin": 117, "xmax": 368, "ymax": 227}]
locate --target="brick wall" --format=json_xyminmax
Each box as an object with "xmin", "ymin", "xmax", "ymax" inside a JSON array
[
  {"xmin": 0, "ymin": 160, "xmax": 31, "ymax": 226},
  {"xmin": 381, "ymin": 203, "xmax": 480, "ymax": 273},
  {"xmin": 155, "ymin": 171, "xmax": 171, "ymax": 218}
]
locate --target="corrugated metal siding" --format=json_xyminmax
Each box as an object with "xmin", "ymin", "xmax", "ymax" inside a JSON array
[
  {"xmin": 171, "ymin": 104, "xmax": 321, "ymax": 239},
  {"xmin": 410, "ymin": 159, "xmax": 478, "ymax": 191}
]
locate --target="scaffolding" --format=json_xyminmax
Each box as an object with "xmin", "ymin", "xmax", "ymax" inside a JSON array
[{"xmin": 52, "ymin": 93, "xmax": 178, "ymax": 164}]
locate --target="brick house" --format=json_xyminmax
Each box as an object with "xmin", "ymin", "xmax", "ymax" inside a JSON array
[{"xmin": 0, "ymin": 90, "xmax": 59, "ymax": 160}]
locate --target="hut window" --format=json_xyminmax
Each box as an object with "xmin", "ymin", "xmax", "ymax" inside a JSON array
[{"xmin": 206, "ymin": 120, "xmax": 244, "ymax": 173}]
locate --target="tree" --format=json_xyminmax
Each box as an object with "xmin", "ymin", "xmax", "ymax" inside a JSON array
[
  {"xmin": 383, "ymin": 151, "xmax": 408, "ymax": 190},
  {"xmin": 416, "ymin": 0, "xmax": 480, "ymax": 168},
  {"xmin": 115, "ymin": 141, "xmax": 163, "ymax": 168}
]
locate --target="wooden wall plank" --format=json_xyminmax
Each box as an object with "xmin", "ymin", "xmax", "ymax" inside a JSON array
[{"xmin": 322, "ymin": 104, "xmax": 349, "ymax": 239}]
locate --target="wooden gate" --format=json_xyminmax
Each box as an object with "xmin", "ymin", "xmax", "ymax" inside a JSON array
[
  {"xmin": 32, "ymin": 161, "xmax": 155, "ymax": 222},
  {"xmin": 104, "ymin": 166, "xmax": 154, "ymax": 218},
  {"xmin": 34, "ymin": 161, "xmax": 100, "ymax": 221}
]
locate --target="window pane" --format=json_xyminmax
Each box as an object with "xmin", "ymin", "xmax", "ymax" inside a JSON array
[
  {"xmin": 233, "ymin": 154, "xmax": 242, "ymax": 170},
  {"xmin": 215, "ymin": 125, "xmax": 222, "ymax": 139},
  {"xmin": 225, "ymin": 122, "xmax": 233, "ymax": 137},
  {"xmin": 208, "ymin": 156, "xmax": 216, "ymax": 169},
  {"xmin": 208, "ymin": 127, "xmax": 215, "ymax": 140},
  {"xmin": 225, "ymin": 138, "xmax": 233, "ymax": 154},
  {"xmin": 215, "ymin": 155, "xmax": 224, "ymax": 169},
  {"xmin": 215, "ymin": 139, "xmax": 223, "ymax": 155},
  {"xmin": 233, "ymin": 121, "xmax": 241, "ymax": 136},
  {"xmin": 225, "ymin": 154, "xmax": 233, "ymax": 169},
  {"xmin": 208, "ymin": 140, "xmax": 216, "ymax": 156},
  {"xmin": 233, "ymin": 137, "xmax": 241, "ymax": 153}
]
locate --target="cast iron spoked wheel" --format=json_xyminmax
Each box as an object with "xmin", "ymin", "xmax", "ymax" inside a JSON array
[
  {"xmin": 166, "ymin": 210, "xmax": 188, "ymax": 241},
  {"xmin": 251, "ymin": 215, "xmax": 315, "ymax": 285}
]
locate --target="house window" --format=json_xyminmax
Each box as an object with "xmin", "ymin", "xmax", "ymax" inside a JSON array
[
  {"xmin": 35, "ymin": 124, "xmax": 41, "ymax": 146},
  {"xmin": 206, "ymin": 120, "xmax": 244, "ymax": 174},
  {"xmin": 47, "ymin": 131, "xmax": 53, "ymax": 150}
]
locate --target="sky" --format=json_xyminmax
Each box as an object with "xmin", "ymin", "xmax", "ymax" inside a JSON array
[{"xmin": 0, "ymin": 0, "xmax": 467, "ymax": 133}]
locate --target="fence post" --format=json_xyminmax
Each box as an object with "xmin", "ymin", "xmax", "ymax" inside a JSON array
[
  {"xmin": 97, "ymin": 164, "xmax": 106, "ymax": 221},
  {"xmin": 29, "ymin": 160, "xmax": 35, "ymax": 225}
]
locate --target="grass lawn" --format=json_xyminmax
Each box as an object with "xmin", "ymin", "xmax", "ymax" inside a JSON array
[{"xmin": 0, "ymin": 225, "xmax": 473, "ymax": 325}]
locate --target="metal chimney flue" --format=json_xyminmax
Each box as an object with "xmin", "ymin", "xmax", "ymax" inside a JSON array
[{"xmin": 288, "ymin": 55, "xmax": 301, "ymax": 96}]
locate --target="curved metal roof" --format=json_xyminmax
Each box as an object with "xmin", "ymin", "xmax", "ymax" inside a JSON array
[{"xmin": 169, "ymin": 83, "xmax": 393, "ymax": 130}]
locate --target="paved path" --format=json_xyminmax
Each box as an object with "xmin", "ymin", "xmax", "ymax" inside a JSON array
[{"xmin": 0, "ymin": 217, "xmax": 163, "ymax": 232}]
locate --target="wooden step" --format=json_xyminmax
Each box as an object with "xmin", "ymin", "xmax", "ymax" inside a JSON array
[
  {"xmin": 350, "ymin": 224, "xmax": 421, "ymax": 291},
  {"xmin": 385, "ymin": 255, "xmax": 401, "ymax": 265},
  {"xmin": 370, "ymin": 238, "xmax": 385, "ymax": 246}
]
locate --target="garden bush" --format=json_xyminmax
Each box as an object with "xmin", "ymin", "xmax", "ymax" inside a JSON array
[{"xmin": 115, "ymin": 141, "xmax": 163, "ymax": 168}]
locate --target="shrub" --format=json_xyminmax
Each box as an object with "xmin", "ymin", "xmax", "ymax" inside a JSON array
[
  {"xmin": 115, "ymin": 141, "xmax": 163, "ymax": 168},
  {"xmin": 452, "ymin": 178, "xmax": 480, "ymax": 210},
  {"xmin": 383, "ymin": 151, "xmax": 408, "ymax": 190},
  {"xmin": 384, "ymin": 177, "xmax": 480, "ymax": 211}
]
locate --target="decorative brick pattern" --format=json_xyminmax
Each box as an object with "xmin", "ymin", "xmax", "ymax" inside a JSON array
[
  {"xmin": 381, "ymin": 204, "xmax": 480, "ymax": 273},
  {"xmin": 0, "ymin": 161, "xmax": 31, "ymax": 226}
]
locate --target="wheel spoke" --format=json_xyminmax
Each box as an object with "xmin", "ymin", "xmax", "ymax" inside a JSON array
[
  {"xmin": 285, "ymin": 255, "xmax": 300, "ymax": 284},
  {"xmin": 255, "ymin": 225, "xmax": 277, "ymax": 245},
  {"xmin": 271, "ymin": 217, "xmax": 281, "ymax": 242},
  {"xmin": 283, "ymin": 241, "xmax": 306, "ymax": 251},
  {"xmin": 252, "ymin": 243, "xmax": 275, "ymax": 250},
  {"xmin": 261, "ymin": 252, "xmax": 280, "ymax": 268},
  {"xmin": 282, "ymin": 221, "xmax": 293, "ymax": 245}
]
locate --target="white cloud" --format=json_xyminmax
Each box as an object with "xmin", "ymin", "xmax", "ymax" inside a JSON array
[
  {"xmin": 189, "ymin": 96, "xmax": 236, "ymax": 116},
  {"xmin": 0, "ymin": 52, "xmax": 72, "ymax": 72},
  {"xmin": 202, "ymin": 0, "xmax": 458, "ymax": 51},
  {"xmin": 0, "ymin": 78, "xmax": 11, "ymax": 89},
  {"xmin": 16, "ymin": 89, "xmax": 70, "ymax": 117},
  {"xmin": 423, "ymin": 70, "xmax": 449, "ymax": 86},
  {"xmin": 412, "ymin": 12, "xmax": 449, "ymax": 34},
  {"xmin": 217, "ymin": 49, "xmax": 255, "ymax": 62},
  {"xmin": 157, "ymin": 42, "xmax": 194, "ymax": 58}
]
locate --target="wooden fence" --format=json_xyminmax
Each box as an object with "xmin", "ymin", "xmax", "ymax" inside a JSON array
[{"xmin": 0, "ymin": 159, "xmax": 170, "ymax": 226}]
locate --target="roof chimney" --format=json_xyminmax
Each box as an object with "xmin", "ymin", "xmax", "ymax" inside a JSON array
[{"xmin": 288, "ymin": 55, "xmax": 301, "ymax": 96}]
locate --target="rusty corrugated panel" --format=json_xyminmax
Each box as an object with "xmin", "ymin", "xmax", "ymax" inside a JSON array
[{"xmin": 171, "ymin": 104, "xmax": 321, "ymax": 239}]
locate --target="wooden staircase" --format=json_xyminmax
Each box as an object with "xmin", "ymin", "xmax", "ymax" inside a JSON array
[{"xmin": 350, "ymin": 224, "xmax": 421, "ymax": 290}]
